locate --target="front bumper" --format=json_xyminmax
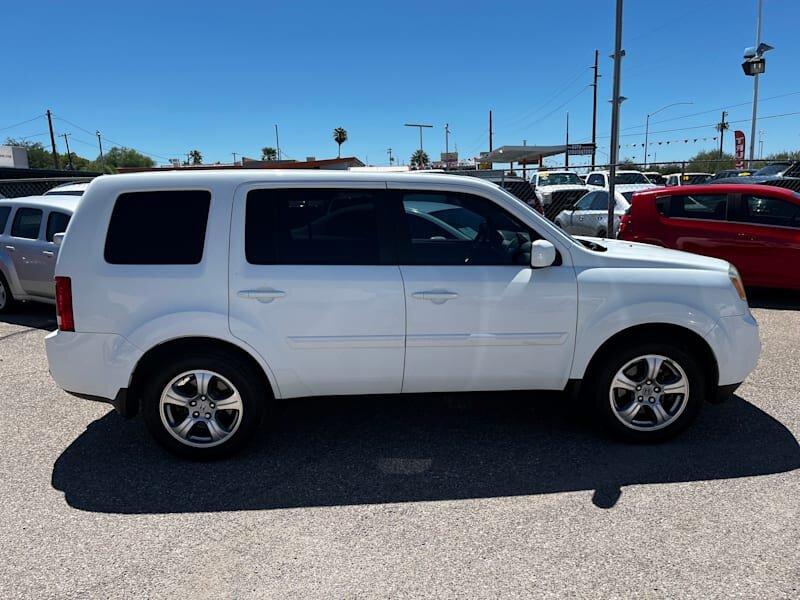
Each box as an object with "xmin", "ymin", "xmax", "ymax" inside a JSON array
[{"xmin": 704, "ymin": 311, "xmax": 761, "ymax": 387}]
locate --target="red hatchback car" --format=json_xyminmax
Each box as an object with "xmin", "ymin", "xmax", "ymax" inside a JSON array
[{"xmin": 618, "ymin": 184, "xmax": 800, "ymax": 290}]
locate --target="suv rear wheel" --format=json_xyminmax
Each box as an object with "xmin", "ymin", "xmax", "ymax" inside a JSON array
[
  {"xmin": 0, "ymin": 273, "xmax": 17, "ymax": 314},
  {"xmin": 141, "ymin": 352, "xmax": 266, "ymax": 459},
  {"xmin": 590, "ymin": 341, "xmax": 704, "ymax": 442}
]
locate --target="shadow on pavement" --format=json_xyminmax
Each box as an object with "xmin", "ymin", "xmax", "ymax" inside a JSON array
[
  {"xmin": 748, "ymin": 287, "xmax": 800, "ymax": 311},
  {"xmin": 0, "ymin": 303, "xmax": 57, "ymax": 331},
  {"xmin": 52, "ymin": 393, "xmax": 799, "ymax": 513}
]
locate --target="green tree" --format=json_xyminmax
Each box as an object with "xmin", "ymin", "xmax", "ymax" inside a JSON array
[
  {"xmin": 188, "ymin": 149, "xmax": 202, "ymax": 165},
  {"xmin": 686, "ymin": 149, "xmax": 735, "ymax": 173},
  {"xmin": 410, "ymin": 149, "xmax": 429, "ymax": 168},
  {"xmin": 4, "ymin": 138, "xmax": 55, "ymax": 168},
  {"xmin": 333, "ymin": 127, "xmax": 348, "ymax": 158},
  {"xmin": 104, "ymin": 146, "xmax": 155, "ymax": 169},
  {"xmin": 261, "ymin": 146, "xmax": 278, "ymax": 161}
]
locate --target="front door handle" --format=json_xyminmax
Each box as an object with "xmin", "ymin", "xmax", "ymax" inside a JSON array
[
  {"xmin": 42, "ymin": 250, "xmax": 55, "ymax": 257},
  {"xmin": 237, "ymin": 289, "xmax": 286, "ymax": 303},
  {"xmin": 412, "ymin": 290, "xmax": 459, "ymax": 304},
  {"xmin": 4, "ymin": 245, "xmax": 15, "ymax": 252}
]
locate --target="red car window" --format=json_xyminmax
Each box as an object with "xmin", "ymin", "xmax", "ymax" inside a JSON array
[{"xmin": 731, "ymin": 195, "xmax": 800, "ymax": 228}]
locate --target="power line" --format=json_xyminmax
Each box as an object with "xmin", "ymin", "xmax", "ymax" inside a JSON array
[
  {"xmin": 53, "ymin": 114, "xmax": 175, "ymax": 161},
  {"xmin": 516, "ymin": 86, "xmax": 590, "ymax": 134},
  {"xmin": 501, "ymin": 66, "xmax": 589, "ymax": 128},
  {"xmin": 0, "ymin": 114, "xmax": 45, "ymax": 133}
]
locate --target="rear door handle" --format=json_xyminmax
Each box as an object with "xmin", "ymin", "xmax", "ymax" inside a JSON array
[
  {"xmin": 4, "ymin": 245, "xmax": 15, "ymax": 252},
  {"xmin": 412, "ymin": 290, "xmax": 459, "ymax": 304},
  {"xmin": 42, "ymin": 250, "xmax": 55, "ymax": 257},
  {"xmin": 237, "ymin": 289, "xmax": 286, "ymax": 303}
]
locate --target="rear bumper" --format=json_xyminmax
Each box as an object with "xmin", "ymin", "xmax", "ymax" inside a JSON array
[
  {"xmin": 45, "ymin": 330, "xmax": 142, "ymax": 406},
  {"xmin": 66, "ymin": 388, "xmax": 137, "ymax": 418}
]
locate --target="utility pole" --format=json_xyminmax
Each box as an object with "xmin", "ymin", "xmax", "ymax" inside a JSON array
[
  {"xmin": 607, "ymin": 0, "xmax": 625, "ymax": 238},
  {"xmin": 61, "ymin": 133, "xmax": 73, "ymax": 170},
  {"xmin": 387, "ymin": 147, "xmax": 394, "ymax": 165},
  {"xmin": 591, "ymin": 49, "xmax": 599, "ymax": 168},
  {"xmin": 96, "ymin": 130, "xmax": 105, "ymax": 172},
  {"xmin": 717, "ymin": 111, "xmax": 728, "ymax": 158},
  {"xmin": 275, "ymin": 124, "xmax": 281, "ymax": 160},
  {"xmin": 749, "ymin": 0, "xmax": 763, "ymax": 168},
  {"xmin": 565, "ymin": 112, "xmax": 570, "ymax": 169},
  {"xmin": 489, "ymin": 110, "xmax": 493, "ymax": 152},
  {"xmin": 445, "ymin": 123, "xmax": 452, "ymax": 168},
  {"xmin": 46, "ymin": 110, "xmax": 59, "ymax": 169},
  {"xmin": 232, "ymin": 152, "xmax": 238, "ymax": 166},
  {"xmin": 758, "ymin": 130, "xmax": 764, "ymax": 158}
]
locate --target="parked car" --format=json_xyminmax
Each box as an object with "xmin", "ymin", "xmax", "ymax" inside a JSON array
[
  {"xmin": 706, "ymin": 169, "xmax": 752, "ymax": 182},
  {"xmin": 665, "ymin": 173, "xmax": 712, "ymax": 186},
  {"xmin": 435, "ymin": 170, "xmax": 544, "ymax": 214},
  {"xmin": 44, "ymin": 181, "xmax": 91, "ymax": 196},
  {"xmin": 643, "ymin": 172, "xmax": 667, "ymax": 186},
  {"xmin": 0, "ymin": 195, "xmax": 76, "ymax": 313},
  {"xmin": 554, "ymin": 189, "xmax": 632, "ymax": 237},
  {"xmin": 45, "ymin": 171, "xmax": 759, "ymax": 458},
  {"xmin": 752, "ymin": 161, "xmax": 798, "ymax": 177},
  {"xmin": 617, "ymin": 183, "xmax": 800, "ymax": 289},
  {"xmin": 585, "ymin": 170, "xmax": 657, "ymax": 195},
  {"xmin": 531, "ymin": 171, "xmax": 590, "ymax": 221}
]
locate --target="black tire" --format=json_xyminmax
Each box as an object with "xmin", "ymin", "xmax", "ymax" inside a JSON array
[
  {"xmin": 596, "ymin": 229, "xmax": 607, "ymax": 239},
  {"xmin": 0, "ymin": 272, "xmax": 17, "ymax": 314},
  {"xmin": 141, "ymin": 352, "xmax": 267, "ymax": 459},
  {"xmin": 589, "ymin": 341, "xmax": 705, "ymax": 443}
]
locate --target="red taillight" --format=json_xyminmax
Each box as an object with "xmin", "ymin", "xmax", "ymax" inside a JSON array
[
  {"xmin": 618, "ymin": 214, "xmax": 632, "ymax": 238},
  {"xmin": 55, "ymin": 276, "xmax": 74, "ymax": 332}
]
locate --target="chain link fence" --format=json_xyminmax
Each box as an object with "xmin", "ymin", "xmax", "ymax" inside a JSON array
[{"xmin": 0, "ymin": 177, "xmax": 94, "ymax": 199}]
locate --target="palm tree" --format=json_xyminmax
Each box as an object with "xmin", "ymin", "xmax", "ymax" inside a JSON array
[
  {"xmin": 410, "ymin": 149, "xmax": 429, "ymax": 168},
  {"xmin": 261, "ymin": 146, "xmax": 278, "ymax": 161},
  {"xmin": 188, "ymin": 149, "xmax": 202, "ymax": 165},
  {"xmin": 333, "ymin": 127, "xmax": 348, "ymax": 158}
]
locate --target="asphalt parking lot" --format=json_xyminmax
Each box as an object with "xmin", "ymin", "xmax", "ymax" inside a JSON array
[{"xmin": 0, "ymin": 292, "xmax": 798, "ymax": 598}]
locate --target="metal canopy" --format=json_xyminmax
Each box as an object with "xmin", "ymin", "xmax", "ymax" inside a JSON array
[{"xmin": 479, "ymin": 145, "xmax": 567, "ymax": 164}]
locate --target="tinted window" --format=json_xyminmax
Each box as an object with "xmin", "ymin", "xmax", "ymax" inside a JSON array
[
  {"xmin": 667, "ymin": 194, "xmax": 728, "ymax": 220},
  {"xmin": 587, "ymin": 174, "xmax": 604, "ymax": 186},
  {"xmin": 399, "ymin": 192, "xmax": 537, "ymax": 266},
  {"xmin": 614, "ymin": 172, "xmax": 649, "ymax": 184},
  {"xmin": 575, "ymin": 193, "xmax": 595, "ymax": 210},
  {"xmin": 11, "ymin": 208, "xmax": 43, "ymax": 239},
  {"xmin": 105, "ymin": 191, "xmax": 210, "ymax": 264},
  {"xmin": 590, "ymin": 193, "xmax": 609, "ymax": 210},
  {"xmin": 732, "ymin": 195, "xmax": 800, "ymax": 228},
  {"xmin": 246, "ymin": 188, "xmax": 381, "ymax": 265},
  {"xmin": 46, "ymin": 211, "xmax": 70, "ymax": 242},
  {"xmin": 0, "ymin": 206, "xmax": 10, "ymax": 234}
]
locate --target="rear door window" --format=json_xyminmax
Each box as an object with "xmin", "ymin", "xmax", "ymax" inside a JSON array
[
  {"xmin": 732, "ymin": 195, "xmax": 800, "ymax": 228},
  {"xmin": 46, "ymin": 211, "xmax": 71, "ymax": 242},
  {"xmin": 245, "ymin": 188, "xmax": 383, "ymax": 265},
  {"xmin": 590, "ymin": 193, "xmax": 609, "ymax": 210},
  {"xmin": 667, "ymin": 194, "xmax": 728, "ymax": 220},
  {"xmin": 575, "ymin": 193, "xmax": 595, "ymax": 211},
  {"xmin": 0, "ymin": 206, "xmax": 10, "ymax": 234},
  {"xmin": 105, "ymin": 191, "xmax": 211, "ymax": 264},
  {"xmin": 11, "ymin": 208, "xmax": 43, "ymax": 239}
]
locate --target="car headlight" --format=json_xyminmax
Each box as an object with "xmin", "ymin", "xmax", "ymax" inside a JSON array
[{"xmin": 729, "ymin": 266, "xmax": 747, "ymax": 303}]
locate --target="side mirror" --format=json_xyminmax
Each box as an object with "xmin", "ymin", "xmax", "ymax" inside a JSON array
[
  {"xmin": 530, "ymin": 240, "xmax": 557, "ymax": 268},
  {"xmin": 53, "ymin": 232, "xmax": 65, "ymax": 247}
]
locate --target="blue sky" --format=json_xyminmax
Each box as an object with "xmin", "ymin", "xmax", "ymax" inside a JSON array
[{"xmin": 3, "ymin": 0, "xmax": 799, "ymax": 168}]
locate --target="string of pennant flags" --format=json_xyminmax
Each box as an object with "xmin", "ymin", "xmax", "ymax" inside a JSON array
[{"xmin": 619, "ymin": 136, "xmax": 719, "ymax": 149}]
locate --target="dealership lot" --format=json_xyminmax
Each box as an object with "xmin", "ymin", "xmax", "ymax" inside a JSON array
[{"xmin": 0, "ymin": 296, "xmax": 798, "ymax": 598}]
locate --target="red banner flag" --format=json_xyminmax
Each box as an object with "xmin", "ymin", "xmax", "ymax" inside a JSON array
[{"xmin": 735, "ymin": 130, "xmax": 746, "ymax": 168}]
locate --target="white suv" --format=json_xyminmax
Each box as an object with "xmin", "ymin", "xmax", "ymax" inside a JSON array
[{"xmin": 45, "ymin": 171, "xmax": 760, "ymax": 458}]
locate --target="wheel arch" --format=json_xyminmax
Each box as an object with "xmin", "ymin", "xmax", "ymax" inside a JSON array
[
  {"xmin": 580, "ymin": 323, "xmax": 719, "ymax": 401},
  {"xmin": 127, "ymin": 336, "xmax": 278, "ymax": 418}
]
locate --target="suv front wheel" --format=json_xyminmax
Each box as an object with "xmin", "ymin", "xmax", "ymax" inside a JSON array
[
  {"xmin": 141, "ymin": 352, "xmax": 266, "ymax": 459},
  {"xmin": 591, "ymin": 341, "xmax": 705, "ymax": 442}
]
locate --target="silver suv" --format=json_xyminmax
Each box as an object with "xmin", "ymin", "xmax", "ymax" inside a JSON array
[{"xmin": 0, "ymin": 195, "xmax": 77, "ymax": 312}]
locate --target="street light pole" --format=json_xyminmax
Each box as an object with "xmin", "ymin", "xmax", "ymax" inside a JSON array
[
  {"xmin": 749, "ymin": 0, "xmax": 763, "ymax": 168},
  {"xmin": 643, "ymin": 102, "xmax": 693, "ymax": 168},
  {"xmin": 404, "ymin": 123, "xmax": 433, "ymax": 158},
  {"xmin": 607, "ymin": 0, "xmax": 625, "ymax": 238},
  {"xmin": 96, "ymin": 130, "xmax": 105, "ymax": 172}
]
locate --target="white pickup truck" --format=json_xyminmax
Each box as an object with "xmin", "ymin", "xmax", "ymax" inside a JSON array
[{"xmin": 531, "ymin": 171, "xmax": 590, "ymax": 220}]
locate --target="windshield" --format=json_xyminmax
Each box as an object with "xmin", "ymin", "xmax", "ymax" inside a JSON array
[
  {"xmin": 621, "ymin": 192, "xmax": 634, "ymax": 202},
  {"xmin": 614, "ymin": 172, "xmax": 649, "ymax": 184},
  {"xmin": 681, "ymin": 174, "xmax": 711, "ymax": 184},
  {"xmin": 537, "ymin": 172, "xmax": 581, "ymax": 186},
  {"xmin": 754, "ymin": 163, "xmax": 790, "ymax": 176}
]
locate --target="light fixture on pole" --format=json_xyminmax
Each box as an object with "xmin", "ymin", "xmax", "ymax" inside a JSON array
[
  {"xmin": 643, "ymin": 101, "xmax": 693, "ymax": 167},
  {"xmin": 742, "ymin": 0, "xmax": 774, "ymax": 168},
  {"xmin": 404, "ymin": 123, "xmax": 433, "ymax": 153}
]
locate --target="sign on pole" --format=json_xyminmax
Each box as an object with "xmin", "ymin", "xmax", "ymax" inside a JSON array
[
  {"xmin": 734, "ymin": 130, "xmax": 746, "ymax": 168},
  {"xmin": 567, "ymin": 143, "xmax": 595, "ymax": 156}
]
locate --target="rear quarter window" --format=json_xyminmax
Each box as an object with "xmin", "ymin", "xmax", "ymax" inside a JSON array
[{"xmin": 104, "ymin": 190, "xmax": 211, "ymax": 264}]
